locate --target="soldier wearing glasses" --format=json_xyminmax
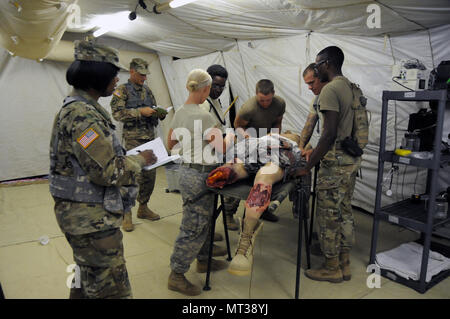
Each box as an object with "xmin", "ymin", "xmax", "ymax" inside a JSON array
[{"xmin": 297, "ymin": 46, "xmax": 363, "ymax": 284}]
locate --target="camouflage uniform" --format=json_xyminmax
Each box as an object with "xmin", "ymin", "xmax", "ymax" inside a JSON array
[
  {"xmin": 64, "ymin": 229, "xmax": 131, "ymax": 299},
  {"xmin": 49, "ymin": 40, "xmax": 146, "ymax": 298},
  {"xmin": 315, "ymin": 76, "xmax": 363, "ymax": 259},
  {"xmin": 316, "ymin": 149, "xmax": 361, "ymax": 258},
  {"xmin": 110, "ymin": 58, "xmax": 161, "ymax": 205},
  {"xmin": 170, "ymin": 165, "xmax": 218, "ymax": 273}
]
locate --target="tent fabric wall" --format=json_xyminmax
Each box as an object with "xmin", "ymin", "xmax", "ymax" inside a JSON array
[
  {"xmin": 159, "ymin": 25, "xmax": 450, "ymax": 212},
  {"xmin": 0, "ymin": 52, "xmax": 132, "ymax": 181},
  {"xmin": 232, "ymin": 34, "xmax": 311, "ymax": 134},
  {"xmin": 0, "ymin": 36, "xmax": 172, "ymax": 182},
  {"xmin": 0, "ymin": 52, "xmax": 70, "ymax": 181},
  {"xmin": 159, "ymin": 51, "xmax": 231, "ymax": 119}
]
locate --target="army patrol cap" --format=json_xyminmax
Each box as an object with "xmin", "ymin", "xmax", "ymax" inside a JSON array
[
  {"xmin": 74, "ymin": 39, "xmax": 127, "ymax": 70},
  {"xmin": 130, "ymin": 58, "xmax": 150, "ymax": 75}
]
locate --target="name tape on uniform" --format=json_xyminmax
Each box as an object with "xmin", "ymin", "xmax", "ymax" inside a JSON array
[{"xmin": 77, "ymin": 128, "xmax": 99, "ymax": 149}]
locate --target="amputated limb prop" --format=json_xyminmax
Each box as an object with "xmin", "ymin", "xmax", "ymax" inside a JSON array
[{"xmin": 206, "ymin": 165, "xmax": 247, "ymax": 188}]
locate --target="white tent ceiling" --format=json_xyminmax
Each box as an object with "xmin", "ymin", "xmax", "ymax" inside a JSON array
[
  {"xmin": 64, "ymin": 0, "xmax": 450, "ymax": 58},
  {"xmin": 2, "ymin": 1, "xmax": 450, "ymax": 59}
]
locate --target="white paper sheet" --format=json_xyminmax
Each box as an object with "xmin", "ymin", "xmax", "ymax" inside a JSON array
[{"xmin": 126, "ymin": 137, "xmax": 180, "ymax": 170}]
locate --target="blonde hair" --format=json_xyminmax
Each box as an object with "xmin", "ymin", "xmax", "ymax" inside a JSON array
[
  {"xmin": 281, "ymin": 131, "xmax": 301, "ymax": 146},
  {"xmin": 186, "ymin": 69, "xmax": 212, "ymax": 92}
]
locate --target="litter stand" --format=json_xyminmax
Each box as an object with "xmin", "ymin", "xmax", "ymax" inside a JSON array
[{"xmin": 203, "ymin": 178, "xmax": 311, "ymax": 299}]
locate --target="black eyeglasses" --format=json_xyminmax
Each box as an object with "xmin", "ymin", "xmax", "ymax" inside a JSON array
[
  {"xmin": 314, "ymin": 59, "xmax": 327, "ymax": 71},
  {"xmin": 212, "ymin": 83, "xmax": 226, "ymax": 89}
]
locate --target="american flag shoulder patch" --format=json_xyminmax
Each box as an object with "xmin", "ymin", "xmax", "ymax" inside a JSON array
[
  {"xmin": 113, "ymin": 89, "xmax": 122, "ymax": 98},
  {"xmin": 77, "ymin": 128, "xmax": 99, "ymax": 149}
]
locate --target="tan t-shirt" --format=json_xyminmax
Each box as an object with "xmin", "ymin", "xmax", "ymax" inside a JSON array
[
  {"xmin": 318, "ymin": 76, "xmax": 354, "ymax": 142},
  {"xmin": 170, "ymin": 103, "xmax": 219, "ymax": 165},
  {"xmin": 199, "ymin": 98, "xmax": 226, "ymax": 132},
  {"xmin": 237, "ymin": 95, "xmax": 285, "ymax": 136},
  {"xmin": 318, "ymin": 76, "xmax": 354, "ymax": 161}
]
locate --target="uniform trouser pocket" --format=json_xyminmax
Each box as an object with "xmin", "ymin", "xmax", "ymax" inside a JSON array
[
  {"xmin": 170, "ymin": 167, "xmax": 215, "ymax": 273},
  {"xmin": 66, "ymin": 228, "xmax": 125, "ymax": 268}
]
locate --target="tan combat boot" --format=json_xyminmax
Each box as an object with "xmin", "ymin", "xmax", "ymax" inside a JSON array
[
  {"xmin": 304, "ymin": 256, "xmax": 343, "ymax": 283},
  {"xmin": 227, "ymin": 218, "xmax": 263, "ymax": 276},
  {"xmin": 168, "ymin": 270, "xmax": 201, "ymax": 296},
  {"xmin": 196, "ymin": 258, "xmax": 228, "ymax": 273},
  {"xmin": 339, "ymin": 250, "xmax": 351, "ymax": 281},
  {"xmin": 137, "ymin": 203, "xmax": 160, "ymax": 221},
  {"xmin": 122, "ymin": 211, "xmax": 134, "ymax": 232}
]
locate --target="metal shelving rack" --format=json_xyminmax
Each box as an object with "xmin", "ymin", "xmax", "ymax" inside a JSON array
[{"xmin": 369, "ymin": 89, "xmax": 450, "ymax": 293}]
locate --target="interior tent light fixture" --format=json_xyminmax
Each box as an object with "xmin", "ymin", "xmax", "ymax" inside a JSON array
[
  {"xmin": 93, "ymin": 11, "xmax": 132, "ymax": 37},
  {"xmin": 93, "ymin": 27, "xmax": 109, "ymax": 37},
  {"xmin": 129, "ymin": 0, "xmax": 144, "ymax": 20},
  {"xmin": 153, "ymin": 0, "xmax": 200, "ymax": 14},
  {"xmin": 169, "ymin": 0, "xmax": 200, "ymax": 8}
]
